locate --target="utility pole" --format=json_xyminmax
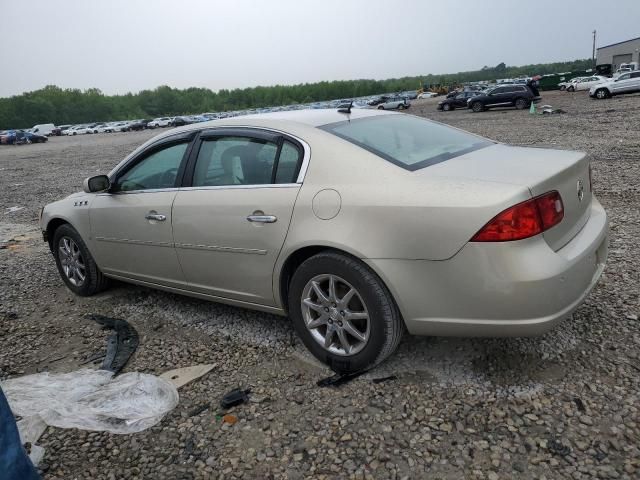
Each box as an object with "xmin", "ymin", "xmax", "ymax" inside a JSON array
[{"xmin": 592, "ymin": 30, "xmax": 597, "ymax": 69}]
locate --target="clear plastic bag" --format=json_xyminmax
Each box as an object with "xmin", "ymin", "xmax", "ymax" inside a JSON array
[{"xmin": 3, "ymin": 369, "xmax": 179, "ymax": 434}]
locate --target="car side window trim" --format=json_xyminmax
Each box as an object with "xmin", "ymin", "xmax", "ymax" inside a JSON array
[{"xmin": 181, "ymin": 127, "xmax": 307, "ymax": 188}]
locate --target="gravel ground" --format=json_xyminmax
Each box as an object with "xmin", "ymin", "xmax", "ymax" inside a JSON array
[{"xmin": 1, "ymin": 90, "xmax": 639, "ymax": 479}]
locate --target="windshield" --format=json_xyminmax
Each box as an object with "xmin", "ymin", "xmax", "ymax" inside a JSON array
[{"xmin": 321, "ymin": 114, "xmax": 493, "ymax": 171}]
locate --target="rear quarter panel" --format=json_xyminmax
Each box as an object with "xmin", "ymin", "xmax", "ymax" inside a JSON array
[{"xmin": 279, "ymin": 130, "xmax": 530, "ymax": 263}]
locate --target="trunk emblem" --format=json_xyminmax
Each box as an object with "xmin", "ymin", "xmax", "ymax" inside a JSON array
[{"xmin": 577, "ymin": 180, "xmax": 584, "ymax": 202}]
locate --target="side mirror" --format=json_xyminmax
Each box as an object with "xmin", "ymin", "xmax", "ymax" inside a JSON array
[{"xmin": 83, "ymin": 175, "xmax": 110, "ymax": 193}]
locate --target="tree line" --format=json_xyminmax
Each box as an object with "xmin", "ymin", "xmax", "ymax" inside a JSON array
[{"xmin": 0, "ymin": 59, "xmax": 592, "ymax": 129}]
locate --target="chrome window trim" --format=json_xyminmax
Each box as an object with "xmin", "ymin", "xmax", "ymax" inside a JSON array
[
  {"xmin": 179, "ymin": 183, "xmax": 300, "ymax": 192},
  {"xmin": 98, "ymin": 183, "xmax": 300, "ymax": 196}
]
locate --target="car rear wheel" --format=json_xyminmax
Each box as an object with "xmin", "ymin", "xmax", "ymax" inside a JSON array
[
  {"xmin": 471, "ymin": 101, "xmax": 483, "ymax": 112},
  {"xmin": 53, "ymin": 224, "xmax": 109, "ymax": 296},
  {"xmin": 515, "ymin": 98, "xmax": 528, "ymax": 110},
  {"xmin": 595, "ymin": 88, "xmax": 609, "ymax": 99},
  {"xmin": 443, "ymin": 103, "xmax": 451, "ymax": 111},
  {"xmin": 288, "ymin": 251, "xmax": 403, "ymax": 374}
]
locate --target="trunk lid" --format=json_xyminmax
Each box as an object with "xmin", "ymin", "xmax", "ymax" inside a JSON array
[{"xmin": 424, "ymin": 144, "xmax": 592, "ymax": 251}]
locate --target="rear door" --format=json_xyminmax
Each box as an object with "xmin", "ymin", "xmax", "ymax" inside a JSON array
[{"xmin": 172, "ymin": 128, "xmax": 306, "ymax": 306}]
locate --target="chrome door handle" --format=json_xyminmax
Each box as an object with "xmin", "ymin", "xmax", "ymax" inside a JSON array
[
  {"xmin": 246, "ymin": 215, "xmax": 277, "ymax": 223},
  {"xmin": 145, "ymin": 213, "xmax": 166, "ymax": 221}
]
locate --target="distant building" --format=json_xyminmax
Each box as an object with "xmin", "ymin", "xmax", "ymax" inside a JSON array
[{"xmin": 596, "ymin": 36, "xmax": 640, "ymax": 70}]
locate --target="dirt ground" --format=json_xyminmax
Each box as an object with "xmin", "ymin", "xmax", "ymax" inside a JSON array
[{"xmin": 1, "ymin": 90, "xmax": 639, "ymax": 479}]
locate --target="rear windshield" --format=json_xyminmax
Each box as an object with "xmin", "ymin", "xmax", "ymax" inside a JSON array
[{"xmin": 321, "ymin": 114, "xmax": 493, "ymax": 171}]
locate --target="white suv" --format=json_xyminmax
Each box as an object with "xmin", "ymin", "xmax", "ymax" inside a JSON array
[
  {"xmin": 590, "ymin": 71, "xmax": 640, "ymax": 99},
  {"xmin": 148, "ymin": 117, "xmax": 173, "ymax": 128}
]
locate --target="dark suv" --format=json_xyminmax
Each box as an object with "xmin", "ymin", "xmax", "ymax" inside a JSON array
[{"xmin": 467, "ymin": 84, "xmax": 540, "ymax": 112}]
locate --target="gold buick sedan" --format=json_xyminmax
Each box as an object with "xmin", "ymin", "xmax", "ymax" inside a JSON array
[{"xmin": 40, "ymin": 109, "xmax": 608, "ymax": 373}]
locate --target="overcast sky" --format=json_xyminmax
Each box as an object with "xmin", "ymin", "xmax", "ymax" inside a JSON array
[{"xmin": 2, "ymin": 0, "xmax": 639, "ymax": 97}]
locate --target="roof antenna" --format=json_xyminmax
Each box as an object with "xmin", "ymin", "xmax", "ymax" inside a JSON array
[{"xmin": 337, "ymin": 100, "xmax": 353, "ymax": 115}]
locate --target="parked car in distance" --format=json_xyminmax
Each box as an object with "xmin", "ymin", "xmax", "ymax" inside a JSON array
[
  {"xmin": 170, "ymin": 116, "xmax": 192, "ymax": 127},
  {"xmin": 63, "ymin": 126, "xmax": 79, "ymax": 135},
  {"xmin": 558, "ymin": 77, "xmax": 586, "ymax": 91},
  {"xmin": 590, "ymin": 71, "xmax": 640, "ymax": 99},
  {"xmin": 467, "ymin": 85, "xmax": 540, "ymax": 112},
  {"xmin": 73, "ymin": 126, "xmax": 95, "ymax": 135},
  {"xmin": 0, "ymin": 130, "xmax": 48, "ymax": 144},
  {"xmin": 376, "ymin": 97, "xmax": 410, "ymax": 110},
  {"xmin": 30, "ymin": 124, "xmax": 56, "ymax": 136},
  {"xmin": 437, "ymin": 91, "xmax": 480, "ymax": 111},
  {"xmin": 148, "ymin": 117, "xmax": 173, "ymax": 128},
  {"xmin": 39, "ymin": 109, "xmax": 608, "ymax": 372},
  {"xmin": 418, "ymin": 92, "xmax": 438, "ymax": 99},
  {"xmin": 127, "ymin": 119, "xmax": 149, "ymax": 131},
  {"xmin": 93, "ymin": 123, "xmax": 114, "ymax": 133},
  {"xmin": 566, "ymin": 76, "xmax": 607, "ymax": 92}
]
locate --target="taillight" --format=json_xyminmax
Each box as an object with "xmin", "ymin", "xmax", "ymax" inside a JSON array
[{"xmin": 471, "ymin": 191, "xmax": 564, "ymax": 242}]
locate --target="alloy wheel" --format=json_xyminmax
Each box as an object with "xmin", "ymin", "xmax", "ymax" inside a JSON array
[
  {"xmin": 301, "ymin": 274, "xmax": 370, "ymax": 356},
  {"xmin": 59, "ymin": 236, "xmax": 86, "ymax": 287}
]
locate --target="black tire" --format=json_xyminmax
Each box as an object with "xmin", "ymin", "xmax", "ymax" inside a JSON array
[
  {"xmin": 595, "ymin": 88, "xmax": 609, "ymax": 100},
  {"xmin": 515, "ymin": 98, "xmax": 528, "ymax": 110},
  {"xmin": 567, "ymin": 86, "xmax": 575, "ymax": 92},
  {"xmin": 288, "ymin": 251, "xmax": 403, "ymax": 374},
  {"xmin": 471, "ymin": 101, "xmax": 483, "ymax": 113},
  {"xmin": 53, "ymin": 224, "xmax": 109, "ymax": 296},
  {"xmin": 442, "ymin": 103, "xmax": 451, "ymax": 111},
  {"xmin": 559, "ymin": 85, "xmax": 566, "ymax": 91},
  {"xmin": 377, "ymin": 105, "xmax": 385, "ymax": 110}
]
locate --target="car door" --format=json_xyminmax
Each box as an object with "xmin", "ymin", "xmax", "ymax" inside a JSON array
[
  {"xmin": 485, "ymin": 87, "xmax": 509, "ymax": 106},
  {"xmin": 454, "ymin": 93, "xmax": 468, "ymax": 107},
  {"xmin": 612, "ymin": 73, "xmax": 631, "ymax": 94},
  {"xmin": 630, "ymin": 72, "xmax": 640, "ymax": 92},
  {"xmin": 89, "ymin": 132, "xmax": 195, "ymax": 288},
  {"xmin": 172, "ymin": 128, "xmax": 306, "ymax": 306}
]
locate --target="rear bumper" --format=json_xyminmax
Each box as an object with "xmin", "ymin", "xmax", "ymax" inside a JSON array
[{"xmin": 365, "ymin": 197, "xmax": 608, "ymax": 337}]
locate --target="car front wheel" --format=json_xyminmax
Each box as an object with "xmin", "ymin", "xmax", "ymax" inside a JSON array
[
  {"xmin": 595, "ymin": 88, "xmax": 609, "ymax": 99},
  {"xmin": 471, "ymin": 101, "xmax": 483, "ymax": 112},
  {"xmin": 567, "ymin": 86, "xmax": 575, "ymax": 92},
  {"xmin": 53, "ymin": 224, "xmax": 109, "ymax": 296},
  {"xmin": 288, "ymin": 251, "xmax": 403, "ymax": 374},
  {"xmin": 443, "ymin": 103, "xmax": 451, "ymax": 111}
]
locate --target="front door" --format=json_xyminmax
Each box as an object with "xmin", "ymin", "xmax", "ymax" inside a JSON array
[
  {"xmin": 173, "ymin": 130, "xmax": 305, "ymax": 306},
  {"xmin": 486, "ymin": 87, "xmax": 510, "ymax": 106},
  {"xmin": 89, "ymin": 137, "xmax": 193, "ymax": 288}
]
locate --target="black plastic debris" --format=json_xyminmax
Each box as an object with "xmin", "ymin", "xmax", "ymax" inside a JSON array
[
  {"xmin": 371, "ymin": 375, "xmax": 398, "ymax": 384},
  {"xmin": 548, "ymin": 439, "xmax": 571, "ymax": 457},
  {"xmin": 573, "ymin": 397, "xmax": 586, "ymax": 412},
  {"xmin": 220, "ymin": 389, "xmax": 251, "ymax": 409},
  {"xmin": 188, "ymin": 403, "xmax": 210, "ymax": 417},
  {"xmin": 86, "ymin": 314, "xmax": 139, "ymax": 375},
  {"xmin": 317, "ymin": 370, "xmax": 366, "ymax": 388}
]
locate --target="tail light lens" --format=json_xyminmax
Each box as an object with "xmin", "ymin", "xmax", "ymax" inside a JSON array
[{"xmin": 471, "ymin": 191, "xmax": 564, "ymax": 242}]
